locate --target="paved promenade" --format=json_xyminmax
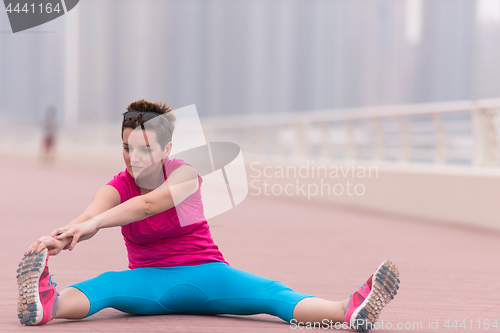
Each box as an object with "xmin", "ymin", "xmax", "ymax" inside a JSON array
[{"xmin": 1, "ymin": 156, "xmax": 499, "ymax": 332}]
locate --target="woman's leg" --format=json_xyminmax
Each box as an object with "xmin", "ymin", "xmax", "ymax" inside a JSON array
[
  {"xmin": 67, "ymin": 269, "xmax": 176, "ymax": 318},
  {"xmin": 54, "ymin": 287, "xmax": 90, "ymax": 319},
  {"xmin": 163, "ymin": 262, "xmax": 316, "ymax": 322},
  {"xmin": 48, "ymin": 260, "xmax": 399, "ymax": 330},
  {"xmin": 185, "ymin": 260, "xmax": 400, "ymax": 331},
  {"xmin": 49, "ymin": 265, "xmax": 349, "ymax": 323},
  {"xmin": 292, "ymin": 297, "xmax": 348, "ymax": 323},
  {"xmin": 54, "ymin": 264, "xmax": 326, "ymax": 323}
]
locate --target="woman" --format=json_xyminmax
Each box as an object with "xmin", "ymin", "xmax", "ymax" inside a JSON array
[
  {"xmin": 39, "ymin": 106, "xmax": 57, "ymax": 163},
  {"xmin": 17, "ymin": 100, "xmax": 400, "ymax": 332}
]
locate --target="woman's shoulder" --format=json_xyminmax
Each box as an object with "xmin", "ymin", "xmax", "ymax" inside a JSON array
[
  {"xmin": 109, "ymin": 169, "xmax": 134, "ymax": 183},
  {"xmin": 164, "ymin": 158, "xmax": 194, "ymax": 177},
  {"xmin": 107, "ymin": 169, "xmax": 136, "ymax": 202}
]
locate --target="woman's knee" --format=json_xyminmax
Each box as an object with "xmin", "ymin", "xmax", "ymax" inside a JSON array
[
  {"xmin": 265, "ymin": 280, "xmax": 293, "ymax": 295},
  {"xmin": 87, "ymin": 271, "xmax": 125, "ymax": 297}
]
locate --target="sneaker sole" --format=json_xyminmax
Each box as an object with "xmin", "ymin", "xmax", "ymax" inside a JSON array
[
  {"xmin": 350, "ymin": 259, "xmax": 400, "ymax": 332},
  {"xmin": 16, "ymin": 248, "xmax": 48, "ymax": 326}
]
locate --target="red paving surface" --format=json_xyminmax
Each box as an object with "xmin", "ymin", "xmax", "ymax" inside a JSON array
[{"xmin": 1, "ymin": 156, "xmax": 500, "ymax": 332}]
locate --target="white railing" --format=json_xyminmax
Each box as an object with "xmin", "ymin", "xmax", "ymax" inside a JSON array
[
  {"xmin": 2, "ymin": 99, "xmax": 500, "ymax": 169},
  {"xmin": 202, "ymin": 99, "xmax": 500, "ymax": 168}
]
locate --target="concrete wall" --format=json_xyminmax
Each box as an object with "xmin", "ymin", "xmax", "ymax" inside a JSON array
[{"xmin": 246, "ymin": 160, "xmax": 500, "ymax": 231}]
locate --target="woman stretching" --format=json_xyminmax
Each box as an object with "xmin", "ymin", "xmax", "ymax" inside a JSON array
[{"xmin": 17, "ymin": 100, "xmax": 400, "ymax": 332}]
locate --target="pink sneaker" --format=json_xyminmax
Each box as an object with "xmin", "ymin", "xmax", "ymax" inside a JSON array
[
  {"xmin": 344, "ymin": 259, "xmax": 400, "ymax": 332},
  {"xmin": 17, "ymin": 248, "xmax": 59, "ymax": 326}
]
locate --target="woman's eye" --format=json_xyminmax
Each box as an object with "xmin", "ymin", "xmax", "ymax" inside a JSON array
[
  {"xmin": 141, "ymin": 148, "xmax": 152, "ymax": 153},
  {"xmin": 124, "ymin": 147, "xmax": 130, "ymax": 152}
]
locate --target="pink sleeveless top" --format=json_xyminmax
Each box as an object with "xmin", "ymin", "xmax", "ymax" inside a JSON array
[{"xmin": 106, "ymin": 157, "xmax": 228, "ymax": 269}]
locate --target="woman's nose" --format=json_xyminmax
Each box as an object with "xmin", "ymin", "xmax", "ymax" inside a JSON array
[{"xmin": 130, "ymin": 151, "xmax": 141, "ymax": 162}]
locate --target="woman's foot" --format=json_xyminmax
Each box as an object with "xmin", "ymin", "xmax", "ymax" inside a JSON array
[
  {"xmin": 17, "ymin": 248, "xmax": 59, "ymax": 326},
  {"xmin": 344, "ymin": 259, "xmax": 400, "ymax": 332}
]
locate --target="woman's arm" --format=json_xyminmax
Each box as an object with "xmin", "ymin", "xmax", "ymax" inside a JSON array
[
  {"xmin": 51, "ymin": 165, "xmax": 199, "ymax": 251},
  {"xmin": 26, "ymin": 185, "xmax": 121, "ymax": 256}
]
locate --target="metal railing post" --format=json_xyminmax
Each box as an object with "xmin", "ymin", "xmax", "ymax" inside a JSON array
[
  {"xmin": 344, "ymin": 120, "xmax": 356, "ymax": 161},
  {"xmin": 318, "ymin": 121, "xmax": 331, "ymax": 160},
  {"xmin": 294, "ymin": 121, "xmax": 308, "ymax": 159},
  {"xmin": 397, "ymin": 116, "xmax": 410, "ymax": 163},
  {"xmin": 431, "ymin": 113, "xmax": 447, "ymax": 165},
  {"xmin": 473, "ymin": 107, "xmax": 499, "ymax": 167},
  {"xmin": 370, "ymin": 118, "xmax": 384, "ymax": 161},
  {"xmin": 272, "ymin": 125, "xmax": 284, "ymax": 160}
]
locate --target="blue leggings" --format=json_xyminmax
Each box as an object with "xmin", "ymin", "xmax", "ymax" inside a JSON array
[{"xmin": 70, "ymin": 262, "xmax": 312, "ymax": 323}]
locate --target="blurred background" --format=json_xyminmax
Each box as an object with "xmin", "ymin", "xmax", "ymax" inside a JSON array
[
  {"xmin": 2, "ymin": 0, "xmax": 500, "ymax": 121},
  {"xmin": 1, "ymin": 0, "xmax": 500, "ymax": 229}
]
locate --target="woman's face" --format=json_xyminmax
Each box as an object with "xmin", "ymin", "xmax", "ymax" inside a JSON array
[{"xmin": 122, "ymin": 127, "xmax": 171, "ymax": 178}]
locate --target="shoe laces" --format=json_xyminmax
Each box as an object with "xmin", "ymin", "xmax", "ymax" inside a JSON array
[{"xmin": 48, "ymin": 274, "xmax": 59, "ymax": 295}]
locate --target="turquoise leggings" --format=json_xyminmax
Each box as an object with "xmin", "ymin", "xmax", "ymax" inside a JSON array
[{"xmin": 70, "ymin": 262, "xmax": 311, "ymax": 323}]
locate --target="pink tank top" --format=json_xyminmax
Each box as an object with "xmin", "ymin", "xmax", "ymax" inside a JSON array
[{"xmin": 106, "ymin": 157, "xmax": 228, "ymax": 269}]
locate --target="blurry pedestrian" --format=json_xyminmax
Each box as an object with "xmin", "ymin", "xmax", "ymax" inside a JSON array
[{"xmin": 40, "ymin": 106, "xmax": 57, "ymax": 163}]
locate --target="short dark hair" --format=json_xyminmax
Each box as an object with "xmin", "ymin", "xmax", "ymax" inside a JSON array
[{"xmin": 121, "ymin": 99, "xmax": 176, "ymax": 149}]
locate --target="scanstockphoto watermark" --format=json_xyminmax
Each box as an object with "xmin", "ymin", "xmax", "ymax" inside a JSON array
[
  {"xmin": 249, "ymin": 161, "xmax": 378, "ymax": 199},
  {"xmin": 290, "ymin": 318, "xmax": 499, "ymax": 330},
  {"xmin": 290, "ymin": 319, "xmax": 424, "ymax": 330}
]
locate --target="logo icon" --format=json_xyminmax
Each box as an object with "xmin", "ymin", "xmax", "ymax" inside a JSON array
[{"xmin": 3, "ymin": 0, "xmax": 79, "ymax": 33}]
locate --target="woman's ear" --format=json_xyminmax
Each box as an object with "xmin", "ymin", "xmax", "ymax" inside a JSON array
[{"xmin": 163, "ymin": 142, "xmax": 173, "ymax": 158}]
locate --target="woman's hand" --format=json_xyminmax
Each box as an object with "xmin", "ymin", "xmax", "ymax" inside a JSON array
[
  {"xmin": 50, "ymin": 219, "xmax": 99, "ymax": 251},
  {"xmin": 25, "ymin": 235, "xmax": 72, "ymax": 257}
]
